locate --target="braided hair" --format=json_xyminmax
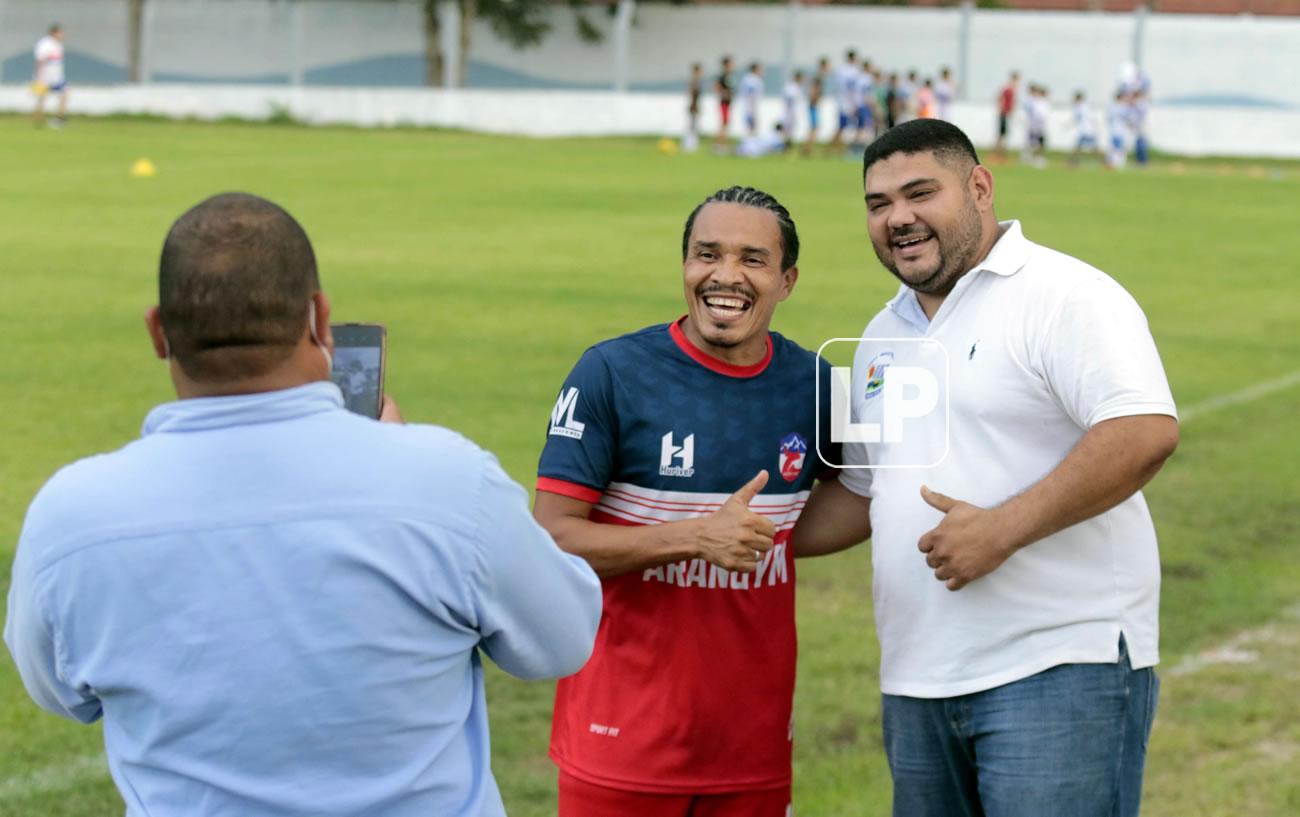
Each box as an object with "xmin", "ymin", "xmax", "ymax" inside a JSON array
[{"xmin": 681, "ymin": 186, "xmax": 800, "ymax": 271}]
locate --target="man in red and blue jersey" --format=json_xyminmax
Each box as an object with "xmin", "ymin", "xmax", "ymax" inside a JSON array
[{"xmin": 534, "ymin": 186, "xmax": 857, "ymax": 816}]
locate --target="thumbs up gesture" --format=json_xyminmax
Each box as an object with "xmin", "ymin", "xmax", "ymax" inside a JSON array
[
  {"xmin": 695, "ymin": 470, "xmax": 777, "ymax": 573},
  {"xmin": 916, "ymin": 485, "xmax": 1018, "ymax": 591}
]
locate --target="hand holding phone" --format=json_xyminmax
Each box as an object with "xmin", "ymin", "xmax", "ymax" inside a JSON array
[{"xmin": 330, "ymin": 323, "xmax": 387, "ymax": 419}]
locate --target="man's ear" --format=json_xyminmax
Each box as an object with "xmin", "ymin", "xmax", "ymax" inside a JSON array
[
  {"xmin": 970, "ymin": 165, "xmax": 995, "ymax": 213},
  {"xmin": 311, "ymin": 291, "xmax": 334, "ymax": 356},
  {"xmin": 778, "ymin": 266, "xmax": 799, "ymax": 302},
  {"xmin": 145, "ymin": 306, "xmax": 168, "ymax": 360}
]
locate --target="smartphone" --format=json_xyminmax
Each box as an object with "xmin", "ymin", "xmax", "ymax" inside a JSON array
[{"xmin": 330, "ymin": 323, "xmax": 387, "ymax": 419}]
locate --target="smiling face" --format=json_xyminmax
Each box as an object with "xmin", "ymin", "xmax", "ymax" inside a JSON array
[
  {"xmin": 864, "ymin": 150, "xmax": 995, "ymax": 300},
  {"xmin": 681, "ymin": 202, "xmax": 797, "ymax": 364}
]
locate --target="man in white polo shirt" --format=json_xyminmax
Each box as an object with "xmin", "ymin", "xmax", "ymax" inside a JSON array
[{"xmin": 792, "ymin": 118, "xmax": 1178, "ymax": 816}]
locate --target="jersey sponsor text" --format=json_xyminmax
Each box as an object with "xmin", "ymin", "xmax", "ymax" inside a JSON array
[{"xmin": 642, "ymin": 544, "xmax": 788, "ymax": 589}]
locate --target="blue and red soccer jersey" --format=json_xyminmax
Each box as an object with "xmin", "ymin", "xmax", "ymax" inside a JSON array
[{"xmin": 537, "ymin": 318, "xmax": 835, "ymax": 794}]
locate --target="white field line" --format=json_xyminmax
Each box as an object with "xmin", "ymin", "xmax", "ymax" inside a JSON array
[
  {"xmin": 2, "ymin": 372, "xmax": 1297, "ymax": 795},
  {"xmin": 1166, "ymin": 370, "xmax": 1300, "ymax": 677},
  {"xmin": 1179, "ymin": 368, "xmax": 1300, "ymax": 423},
  {"xmin": 0, "ymin": 752, "xmax": 107, "ymax": 802},
  {"xmin": 1168, "ymin": 604, "xmax": 1300, "ymax": 678}
]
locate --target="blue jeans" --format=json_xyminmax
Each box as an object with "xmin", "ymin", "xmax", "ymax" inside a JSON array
[{"xmin": 882, "ymin": 638, "xmax": 1159, "ymax": 817}]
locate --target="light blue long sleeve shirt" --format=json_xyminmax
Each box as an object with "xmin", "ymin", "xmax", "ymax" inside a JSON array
[{"xmin": 5, "ymin": 382, "xmax": 602, "ymax": 816}]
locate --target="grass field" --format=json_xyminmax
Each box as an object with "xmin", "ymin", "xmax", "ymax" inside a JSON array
[{"xmin": 1, "ymin": 115, "xmax": 1298, "ymax": 816}]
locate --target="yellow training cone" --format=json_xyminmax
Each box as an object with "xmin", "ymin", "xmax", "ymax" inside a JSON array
[{"xmin": 130, "ymin": 158, "xmax": 157, "ymax": 178}]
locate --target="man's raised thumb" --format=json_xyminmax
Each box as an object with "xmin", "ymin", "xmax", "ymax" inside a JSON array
[
  {"xmin": 920, "ymin": 485, "xmax": 958, "ymax": 513},
  {"xmin": 731, "ymin": 470, "xmax": 769, "ymax": 505}
]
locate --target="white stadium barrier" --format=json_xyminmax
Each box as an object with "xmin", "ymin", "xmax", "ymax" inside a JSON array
[
  {"xmin": 3, "ymin": 0, "xmax": 1299, "ymax": 157},
  {"xmin": 3, "ymin": 83, "xmax": 1300, "ymax": 159}
]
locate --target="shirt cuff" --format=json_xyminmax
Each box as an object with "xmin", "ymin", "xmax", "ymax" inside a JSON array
[
  {"xmin": 1088, "ymin": 401, "xmax": 1179, "ymax": 427},
  {"xmin": 836, "ymin": 469, "xmax": 874, "ymax": 499},
  {"xmin": 536, "ymin": 477, "xmax": 602, "ymax": 504}
]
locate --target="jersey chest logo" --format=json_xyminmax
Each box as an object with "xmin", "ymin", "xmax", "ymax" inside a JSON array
[
  {"xmin": 659, "ymin": 432, "xmax": 695, "ymax": 478},
  {"xmin": 779, "ymin": 432, "xmax": 808, "ymax": 483}
]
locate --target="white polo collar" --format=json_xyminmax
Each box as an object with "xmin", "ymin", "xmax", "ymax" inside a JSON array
[{"xmin": 976, "ymin": 220, "xmax": 1032, "ymax": 278}]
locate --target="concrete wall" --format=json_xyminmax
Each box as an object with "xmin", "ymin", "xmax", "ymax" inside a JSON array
[
  {"xmin": 3, "ymin": 83, "xmax": 1299, "ymax": 159},
  {"xmin": 2, "ymin": 1, "xmax": 1299, "ymax": 107},
  {"xmin": 3, "ymin": 0, "xmax": 1298, "ymax": 155}
]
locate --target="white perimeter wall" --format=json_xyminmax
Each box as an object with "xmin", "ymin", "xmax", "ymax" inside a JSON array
[
  {"xmin": 3, "ymin": 0, "xmax": 1300, "ymax": 156},
  {"xmin": 3, "ymin": 1, "xmax": 1300, "ymax": 106},
  {"xmin": 3, "ymin": 83, "xmax": 1300, "ymax": 159}
]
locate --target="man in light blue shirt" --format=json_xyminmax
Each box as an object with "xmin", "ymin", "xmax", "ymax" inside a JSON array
[{"xmin": 4, "ymin": 192, "xmax": 603, "ymax": 816}]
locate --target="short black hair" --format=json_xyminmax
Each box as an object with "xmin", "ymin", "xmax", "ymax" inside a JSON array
[
  {"xmin": 158, "ymin": 192, "xmax": 319, "ymax": 381},
  {"xmin": 50, "ymin": 23, "xmax": 62, "ymax": 34},
  {"xmin": 681, "ymin": 186, "xmax": 799, "ymax": 272},
  {"xmin": 862, "ymin": 119, "xmax": 980, "ymax": 180}
]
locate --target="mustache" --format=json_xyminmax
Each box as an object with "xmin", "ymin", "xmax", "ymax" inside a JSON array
[
  {"xmin": 890, "ymin": 225, "xmax": 934, "ymax": 241},
  {"xmin": 699, "ymin": 284, "xmax": 757, "ymax": 300}
]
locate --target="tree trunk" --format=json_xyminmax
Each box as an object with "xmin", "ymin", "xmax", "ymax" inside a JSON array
[
  {"xmin": 423, "ymin": 0, "xmax": 444, "ymax": 87},
  {"xmin": 458, "ymin": 0, "xmax": 477, "ymax": 89},
  {"xmin": 127, "ymin": 0, "xmax": 145, "ymax": 82}
]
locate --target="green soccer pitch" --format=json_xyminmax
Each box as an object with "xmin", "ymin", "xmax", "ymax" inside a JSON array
[{"xmin": 1, "ymin": 116, "xmax": 1297, "ymax": 816}]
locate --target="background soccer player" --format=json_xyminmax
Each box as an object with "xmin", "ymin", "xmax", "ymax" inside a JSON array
[
  {"xmin": 782, "ymin": 69, "xmax": 805, "ymax": 149},
  {"xmin": 804, "ymin": 57, "xmax": 829, "ymax": 155},
  {"xmin": 935, "ymin": 67, "xmax": 955, "ymax": 121},
  {"xmin": 685, "ymin": 62, "xmax": 703, "ymax": 153},
  {"xmin": 740, "ymin": 62, "xmax": 765, "ymax": 138},
  {"xmin": 831, "ymin": 49, "xmax": 860, "ymax": 152},
  {"xmin": 534, "ymin": 186, "xmax": 852, "ymax": 817},
  {"xmin": 32, "ymin": 23, "xmax": 68, "ymax": 128},
  {"xmin": 994, "ymin": 70, "xmax": 1020, "ymax": 159},
  {"xmin": 713, "ymin": 56, "xmax": 735, "ymax": 152},
  {"xmin": 852, "ymin": 58, "xmax": 877, "ymax": 148},
  {"xmin": 1071, "ymin": 90, "xmax": 1099, "ymax": 166}
]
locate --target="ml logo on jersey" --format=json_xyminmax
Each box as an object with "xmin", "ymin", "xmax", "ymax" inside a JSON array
[
  {"xmin": 659, "ymin": 432, "xmax": 696, "ymax": 478},
  {"xmin": 778, "ymin": 432, "xmax": 808, "ymax": 483},
  {"xmin": 549, "ymin": 387, "xmax": 585, "ymax": 439}
]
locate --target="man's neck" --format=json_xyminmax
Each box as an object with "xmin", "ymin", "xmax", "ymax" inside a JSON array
[
  {"xmin": 680, "ymin": 319, "xmax": 769, "ymax": 367},
  {"xmin": 170, "ymin": 343, "xmax": 330, "ymax": 399},
  {"xmin": 172, "ymin": 369, "xmax": 326, "ymax": 400},
  {"xmin": 914, "ymin": 222, "xmax": 1005, "ymax": 321}
]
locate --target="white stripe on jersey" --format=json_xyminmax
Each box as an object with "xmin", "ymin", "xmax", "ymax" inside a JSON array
[{"xmin": 595, "ymin": 481, "xmax": 810, "ymax": 531}]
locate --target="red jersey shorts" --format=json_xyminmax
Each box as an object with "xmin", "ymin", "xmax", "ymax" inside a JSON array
[{"xmin": 559, "ymin": 772, "xmax": 791, "ymax": 817}]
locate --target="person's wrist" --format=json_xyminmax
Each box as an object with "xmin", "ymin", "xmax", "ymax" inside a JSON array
[
  {"xmin": 669, "ymin": 518, "xmax": 705, "ymax": 562},
  {"xmin": 991, "ymin": 502, "xmax": 1035, "ymax": 554}
]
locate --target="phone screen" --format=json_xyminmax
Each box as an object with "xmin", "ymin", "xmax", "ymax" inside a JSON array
[{"xmin": 330, "ymin": 323, "xmax": 386, "ymax": 419}]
